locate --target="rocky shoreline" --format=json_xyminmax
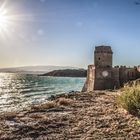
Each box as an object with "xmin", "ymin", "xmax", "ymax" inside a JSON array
[{"xmin": 0, "ymin": 91, "xmax": 140, "ymax": 140}]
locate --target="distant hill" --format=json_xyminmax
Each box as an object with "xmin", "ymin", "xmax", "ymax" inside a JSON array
[
  {"xmin": 40, "ymin": 69, "xmax": 87, "ymax": 77},
  {"xmin": 0, "ymin": 66, "xmax": 78, "ymax": 74}
]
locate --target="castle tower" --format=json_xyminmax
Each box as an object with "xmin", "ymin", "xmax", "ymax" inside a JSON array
[
  {"xmin": 94, "ymin": 46, "xmax": 114, "ymax": 90},
  {"xmin": 82, "ymin": 45, "xmax": 119, "ymax": 91},
  {"xmin": 94, "ymin": 46, "xmax": 113, "ymax": 68}
]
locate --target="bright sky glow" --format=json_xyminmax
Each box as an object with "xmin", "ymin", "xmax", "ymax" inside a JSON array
[
  {"xmin": 0, "ymin": 1, "xmax": 11, "ymax": 39},
  {"xmin": 0, "ymin": 10, "xmax": 8, "ymax": 27},
  {"xmin": 0, "ymin": 0, "xmax": 140, "ymax": 68}
]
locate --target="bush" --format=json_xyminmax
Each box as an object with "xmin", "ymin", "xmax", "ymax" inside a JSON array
[{"xmin": 117, "ymin": 84, "xmax": 140, "ymax": 116}]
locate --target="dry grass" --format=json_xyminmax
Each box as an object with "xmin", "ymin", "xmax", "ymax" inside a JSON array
[
  {"xmin": 32, "ymin": 97, "xmax": 74, "ymax": 111},
  {"xmin": 32, "ymin": 101, "xmax": 56, "ymax": 110},
  {"xmin": 0, "ymin": 112, "xmax": 18, "ymax": 119},
  {"xmin": 58, "ymin": 98, "xmax": 73, "ymax": 106},
  {"xmin": 117, "ymin": 84, "xmax": 140, "ymax": 116}
]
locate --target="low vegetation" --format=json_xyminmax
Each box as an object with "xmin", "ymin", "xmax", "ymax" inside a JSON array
[
  {"xmin": 32, "ymin": 97, "xmax": 74, "ymax": 111},
  {"xmin": 58, "ymin": 98, "xmax": 73, "ymax": 106},
  {"xmin": 32, "ymin": 101, "xmax": 56, "ymax": 110},
  {"xmin": 117, "ymin": 84, "xmax": 140, "ymax": 116}
]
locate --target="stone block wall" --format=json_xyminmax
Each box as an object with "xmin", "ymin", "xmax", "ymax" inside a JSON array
[
  {"xmin": 82, "ymin": 65, "xmax": 95, "ymax": 92},
  {"xmin": 119, "ymin": 66, "xmax": 137, "ymax": 86},
  {"xmin": 94, "ymin": 67, "xmax": 114, "ymax": 90}
]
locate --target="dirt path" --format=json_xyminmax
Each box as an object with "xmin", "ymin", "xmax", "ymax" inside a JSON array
[{"xmin": 0, "ymin": 91, "xmax": 140, "ymax": 140}]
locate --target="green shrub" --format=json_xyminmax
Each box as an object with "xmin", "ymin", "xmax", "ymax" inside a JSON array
[{"xmin": 117, "ymin": 84, "xmax": 140, "ymax": 116}]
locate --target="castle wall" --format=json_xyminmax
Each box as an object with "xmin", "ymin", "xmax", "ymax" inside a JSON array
[
  {"xmin": 82, "ymin": 65, "xmax": 95, "ymax": 92},
  {"xmin": 119, "ymin": 66, "xmax": 137, "ymax": 86},
  {"xmin": 94, "ymin": 67, "xmax": 113, "ymax": 90},
  {"xmin": 111, "ymin": 68, "xmax": 120, "ymax": 89},
  {"xmin": 93, "ymin": 67, "xmax": 120, "ymax": 90},
  {"xmin": 83, "ymin": 66, "xmax": 121, "ymax": 91},
  {"xmin": 136, "ymin": 66, "xmax": 140, "ymax": 78}
]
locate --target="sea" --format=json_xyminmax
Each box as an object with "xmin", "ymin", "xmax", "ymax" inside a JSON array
[{"xmin": 0, "ymin": 73, "xmax": 86, "ymax": 112}]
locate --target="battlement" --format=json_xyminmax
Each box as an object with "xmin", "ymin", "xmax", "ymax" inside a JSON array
[
  {"xmin": 114, "ymin": 65, "xmax": 127, "ymax": 68},
  {"xmin": 114, "ymin": 65, "xmax": 138, "ymax": 69},
  {"xmin": 95, "ymin": 46, "xmax": 113, "ymax": 54}
]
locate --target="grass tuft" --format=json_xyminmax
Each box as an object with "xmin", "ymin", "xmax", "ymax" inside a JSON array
[
  {"xmin": 32, "ymin": 101, "xmax": 56, "ymax": 110},
  {"xmin": 58, "ymin": 98, "xmax": 73, "ymax": 106},
  {"xmin": 117, "ymin": 84, "xmax": 140, "ymax": 116}
]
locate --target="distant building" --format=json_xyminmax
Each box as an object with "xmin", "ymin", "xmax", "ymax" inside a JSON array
[{"xmin": 82, "ymin": 45, "xmax": 140, "ymax": 91}]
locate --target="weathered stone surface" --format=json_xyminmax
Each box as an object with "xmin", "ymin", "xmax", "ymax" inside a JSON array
[{"xmin": 0, "ymin": 91, "xmax": 139, "ymax": 139}]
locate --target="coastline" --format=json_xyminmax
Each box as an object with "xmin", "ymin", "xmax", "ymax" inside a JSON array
[{"xmin": 0, "ymin": 90, "xmax": 140, "ymax": 139}]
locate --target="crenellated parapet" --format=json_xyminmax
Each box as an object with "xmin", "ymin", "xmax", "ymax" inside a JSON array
[{"xmin": 94, "ymin": 46, "xmax": 113, "ymax": 54}]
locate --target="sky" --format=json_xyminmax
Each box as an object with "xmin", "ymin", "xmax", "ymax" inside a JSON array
[{"xmin": 0, "ymin": 0, "xmax": 140, "ymax": 68}]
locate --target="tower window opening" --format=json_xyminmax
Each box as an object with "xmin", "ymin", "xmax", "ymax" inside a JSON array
[{"xmin": 98, "ymin": 57, "xmax": 100, "ymax": 60}]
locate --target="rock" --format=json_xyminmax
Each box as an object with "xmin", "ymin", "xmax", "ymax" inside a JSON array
[{"xmin": 0, "ymin": 91, "xmax": 140, "ymax": 139}]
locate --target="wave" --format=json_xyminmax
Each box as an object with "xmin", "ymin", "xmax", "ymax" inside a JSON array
[{"xmin": 0, "ymin": 73, "xmax": 85, "ymax": 112}]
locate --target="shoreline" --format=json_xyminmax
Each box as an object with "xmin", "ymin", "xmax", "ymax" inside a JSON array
[{"xmin": 0, "ymin": 90, "xmax": 140, "ymax": 139}]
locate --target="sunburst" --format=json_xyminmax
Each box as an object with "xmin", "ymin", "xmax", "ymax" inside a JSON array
[
  {"xmin": 0, "ymin": 0, "xmax": 35, "ymax": 40},
  {"xmin": 0, "ymin": 1, "xmax": 17, "ymax": 39},
  {"xmin": 0, "ymin": 0, "xmax": 46, "ymax": 41}
]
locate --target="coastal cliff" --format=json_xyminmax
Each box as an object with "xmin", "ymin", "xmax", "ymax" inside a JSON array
[{"xmin": 40, "ymin": 69, "xmax": 87, "ymax": 77}]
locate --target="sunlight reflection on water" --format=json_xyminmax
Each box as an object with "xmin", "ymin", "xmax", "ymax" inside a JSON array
[{"xmin": 0, "ymin": 73, "xmax": 85, "ymax": 112}]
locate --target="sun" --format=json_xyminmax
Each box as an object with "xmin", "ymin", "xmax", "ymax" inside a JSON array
[
  {"xmin": 0, "ymin": 1, "xmax": 37, "ymax": 40},
  {"xmin": 0, "ymin": 1, "xmax": 26, "ymax": 40}
]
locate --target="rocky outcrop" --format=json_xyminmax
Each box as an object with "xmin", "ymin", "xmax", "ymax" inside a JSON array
[
  {"xmin": 0, "ymin": 91, "xmax": 140, "ymax": 139},
  {"xmin": 40, "ymin": 69, "xmax": 87, "ymax": 77}
]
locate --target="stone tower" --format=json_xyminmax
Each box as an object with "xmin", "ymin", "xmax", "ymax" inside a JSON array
[
  {"xmin": 93, "ymin": 46, "xmax": 114, "ymax": 90},
  {"xmin": 82, "ymin": 45, "xmax": 119, "ymax": 91},
  {"xmin": 94, "ymin": 46, "xmax": 112, "ymax": 68}
]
